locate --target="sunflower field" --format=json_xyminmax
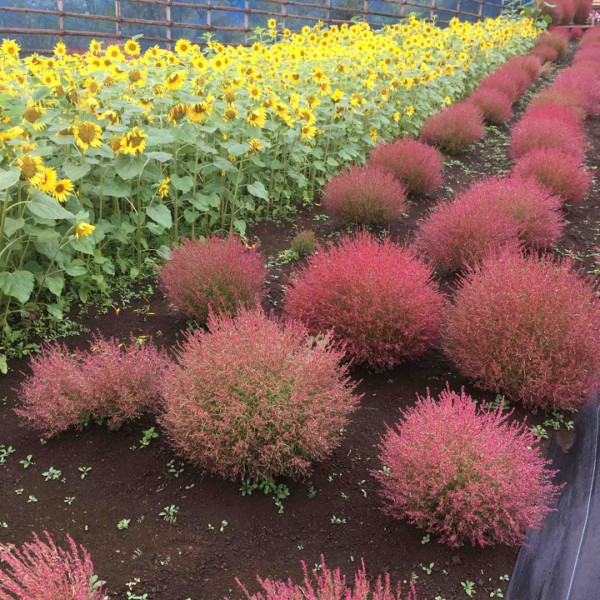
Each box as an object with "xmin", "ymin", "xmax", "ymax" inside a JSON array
[{"xmin": 0, "ymin": 15, "xmax": 538, "ymax": 335}]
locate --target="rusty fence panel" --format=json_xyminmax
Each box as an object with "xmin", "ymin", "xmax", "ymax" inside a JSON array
[{"xmin": 0, "ymin": 0, "xmax": 507, "ymax": 53}]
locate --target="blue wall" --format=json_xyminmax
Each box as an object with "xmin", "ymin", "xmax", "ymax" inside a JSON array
[{"xmin": 0, "ymin": 0, "xmax": 506, "ymax": 51}]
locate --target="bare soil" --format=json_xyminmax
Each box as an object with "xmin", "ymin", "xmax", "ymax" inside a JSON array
[{"xmin": 0, "ymin": 46, "xmax": 598, "ymax": 599}]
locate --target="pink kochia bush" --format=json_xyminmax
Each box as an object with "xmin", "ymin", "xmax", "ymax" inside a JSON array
[
  {"xmin": 469, "ymin": 87, "xmax": 513, "ymax": 125},
  {"xmin": 285, "ymin": 233, "xmax": 445, "ymax": 370},
  {"xmin": 0, "ymin": 532, "xmax": 106, "ymax": 600},
  {"xmin": 375, "ymin": 387, "xmax": 560, "ymax": 548},
  {"xmin": 160, "ymin": 309, "xmax": 359, "ymax": 480},
  {"xmin": 322, "ymin": 164, "xmax": 407, "ymax": 225},
  {"xmin": 368, "ymin": 139, "xmax": 443, "ymax": 196},
  {"xmin": 232, "ymin": 558, "xmax": 417, "ymax": 600},
  {"xmin": 513, "ymin": 148, "xmax": 593, "ymax": 204},
  {"xmin": 17, "ymin": 336, "xmax": 169, "ymax": 437},
  {"xmin": 417, "ymin": 176, "xmax": 564, "ymax": 272},
  {"xmin": 443, "ymin": 251, "xmax": 600, "ymax": 410},
  {"xmin": 419, "ymin": 102, "xmax": 485, "ymax": 154},
  {"xmin": 510, "ymin": 104, "xmax": 587, "ymax": 162},
  {"xmin": 158, "ymin": 235, "xmax": 267, "ymax": 323}
]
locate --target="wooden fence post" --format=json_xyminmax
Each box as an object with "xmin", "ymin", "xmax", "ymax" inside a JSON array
[
  {"xmin": 280, "ymin": 0, "xmax": 287, "ymax": 31},
  {"xmin": 244, "ymin": 0, "xmax": 249, "ymax": 43},
  {"xmin": 57, "ymin": 0, "xmax": 64, "ymax": 43},
  {"xmin": 165, "ymin": 0, "xmax": 172, "ymax": 50},
  {"xmin": 115, "ymin": 0, "xmax": 122, "ymax": 42}
]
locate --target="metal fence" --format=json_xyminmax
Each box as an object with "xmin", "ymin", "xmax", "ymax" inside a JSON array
[{"xmin": 0, "ymin": 0, "xmax": 508, "ymax": 53}]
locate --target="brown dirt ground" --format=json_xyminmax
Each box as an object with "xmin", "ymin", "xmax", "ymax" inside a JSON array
[{"xmin": 0, "ymin": 44, "xmax": 598, "ymax": 600}]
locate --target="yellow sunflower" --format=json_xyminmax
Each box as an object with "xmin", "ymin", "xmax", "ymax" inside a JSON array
[
  {"xmin": 36, "ymin": 167, "xmax": 58, "ymax": 194},
  {"xmin": 52, "ymin": 179, "xmax": 74, "ymax": 203},
  {"xmin": 74, "ymin": 122, "xmax": 103, "ymax": 152},
  {"xmin": 124, "ymin": 39, "xmax": 141, "ymax": 56},
  {"xmin": 17, "ymin": 154, "xmax": 44, "ymax": 185},
  {"xmin": 120, "ymin": 127, "xmax": 147, "ymax": 155},
  {"xmin": 158, "ymin": 177, "xmax": 170, "ymax": 198},
  {"xmin": 75, "ymin": 222, "xmax": 95, "ymax": 240}
]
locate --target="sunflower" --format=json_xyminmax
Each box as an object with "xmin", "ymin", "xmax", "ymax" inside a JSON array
[
  {"xmin": 268, "ymin": 19, "xmax": 277, "ymax": 30},
  {"xmin": 124, "ymin": 39, "xmax": 141, "ymax": 56},
  {"xmin": 330, "ymin": 89, "xmax": 344, "ymax": 103},
  {"xmin": 120, "ymin": 127, "xmax": 147, "ymax": 155},
  {"xmin": 105, "ymin": 45, "xmax": 123, "ymax": 61},
  {"xmin": 36, "ymin": 167, "xmax": 58, "ymax": 194},
  {"xmin": 247, "ymin": 138, "xmax": 264, "ymax": 153},
  {"xmin": 246, "ymin": 107, "xmax": 266, "ymax": 128},
  {"xmin": 52, "ymin": 179, "xmax": 74, "ymax": 203},
  {"xmin": 301, "ymin": 125, "xmax": 316, "ymax": 142},
  {"xmin": 17, "ymin": 154, "xmax": 44, "ymax": 185},
  {"xmin": 53, "ymin": 42, "xmax": 67, "ymax": 57},
  {"xmin": 1, "ymin": 39, "xmax": 20, "ymax": 58},
  {"xmin": 406, "ymin": 105, "xmax": 415, "ymax": 117},
  {"xmin": 223, "ymin": 104, "xmax": 238, "ymax": 121},
  {"xmin": 175, "ymin": 39, "xmax": 192, "ymax": 56},
  {"xmin": 83, "ymin": 78, "xmax": 101, "ymax": 95},
  {"xmin": 74, "ymin": 122, "xmax": 103, "ymax": 152},
  {"xmin": 164, "ymin": 70, "xmax": 186, "ymax": 91},
  {"xmin": 75, "ymin": 222, "xmax": 95, "ymax": 240},
  {"xmin": 158, "ymin": 177, "xmax": 170, "ymax": 198},
  {"xmin": 89, "ymin": 39, "xmax": 102, "ymax": 54},
  {"xmin": 187, "ymin": 101, "xmax": 211, "ymax": 123},
  {"xmin": 167, "ymin": 103, "xmax": 188, "ymax": 124}
]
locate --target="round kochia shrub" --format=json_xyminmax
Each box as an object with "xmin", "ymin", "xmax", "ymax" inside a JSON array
[
  {"xmin": 160, "ymin": 309, "xmax": 359, "ymax": 480},
  {"xmin": 16, "ymin": 336, "xmax": 169, "ymax": 437},
  {"xmin": 285, "ymin": 233, "xmax": 445, "ymax": 370},
  {"xmin": 233, "ymin": 558, "xmax": 417, "ymax": 600},
  {"xmin": 513, "ymin": 148, "xmax": 593, "ymax": 204},
  {"xmin": 531, "ymin": 44, "xmax": 559, "ymax": 64},
  {"xmin": 368, "ymin": 139, "xmax": 443, "ymax": 195},
  {"xmin": 510, "ymin": 104, "xmax": 587, "ymax": 162},
  {"xmin": 443, "ymin": 251, "xmax": 600, "ymax": 410},
  {"xmin": 158, "ymin": 235, "xmax": 267, "ymax": 323},
  {"xmin": 0, "ymin": 532, "xmax": 106, "ymax": 600},
  {"xmin": 469, "ymin": 87, "xmax": 513, "ymax": 125},
  {"xmin": 322, "ymin": 164, "xmax": 407, "ymax": 225},
  {"xmin": 375, "ymin": 387, "xmax": 560, "ymax": 547},
  {"xmin": 417, "ymin": 176, "xmax": 564, "ymax": 272},
  {"xmin": 419, "ymin": 102, "xmax": 485, "ymax": 154}
]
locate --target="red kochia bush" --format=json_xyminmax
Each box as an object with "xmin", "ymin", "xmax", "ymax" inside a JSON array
[
  {"xmin": 534, "ymin": 31, "xmax": 569, "ymax": 58},
  {"xmin": 368, "ymin": 139, "xmax": 443, "ymax": 195},
  {"xmin": 443, "ymin": 251, "xmax": 600, "ymax": 410},
  {"xmin": 469, "ymin": 87, "xmax": 513, "ymax": 125},
  {"xmin": 160, "ymin": 309, "xmax": 359, "ymax": 480},
  {"xmin": 510, "ymin": 104, "xmax": 587, "ymax": 162},
  {"xmin": 574, "ymin": 0, "xmax": 592, "ymax": 23},
  {"xmin": 417, "ymin": 176, "xmax": 564, "ymax": 271},
  {"xmin": 322, "ymin": 164, "xmax": 408, "ymax": 224},
  {"xmin": 505, "ymin": 54, "xmax": 542, "ymax": 81},
  {"xmin": 285, "ymin": 233, "xmax": 445, "ymax": 370},
  {"xmin": 17, "ymin": 336, "xmax": 168, "ymax": 437},
  {"xmin": 375, "ymin": 387, "xmax": 560, "ymax": 547},
  {"xmin": 538, "ymin": 0, "xmax": 575, "ymax": 23},
  {"xmin": 513, "ymin": 148, "xmax": 593, "ymax": 204},
  {"xmin": 158, "ymin": 236, "xmax": 267, "ymax": 323},
  {"xmin": 0, "ymin": 532, "xmax": 106, "ymax": 600},
  {"xmin": 529, "ymin": 87, "xmax": 588, "ymax": 119},
  {"xmin": 233, "ymin": 558, "xmax": 418, "ymax": 600},
  {"xmin": 531, "ymin": 44, "xmax": 559, "ymax": 64},
  {"xmin": 419, "ymin": 102, "xmax": 485, "ymax": 154},
  {"xmin": 479, "ymin": 66, "xmax": 530, "ymax": 101},
  {"xmin": 553, "ymin": 65, "xmax": 600, "ymax": 115}
]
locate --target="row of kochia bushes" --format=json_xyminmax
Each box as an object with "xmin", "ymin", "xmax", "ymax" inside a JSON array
[{"xmin": 3, "ymin": 28, "xmax": 600, "ymax": 600}]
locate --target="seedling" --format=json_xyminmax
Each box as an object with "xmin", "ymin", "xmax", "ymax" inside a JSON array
[
  {"xmin": 117, "ymin": 519, "xmax": 131, "ymax": 530},
  {"xmin": 160, "ymin": 505, "xmax": 179, "ymax": 524},
  {"xmin": 42, "ymin": 466, "xmax": 62, "ymax": 481},
  {"xmin": 19, "ymin": 455, "xmax": 33, "ymax": 469},
  {"xmin": 79, "ymin": 466, "xmax": 92, "ymax": 479},
  {"xmin": 462, "ymin": 580, "xmax": 476, "ymax": 597}
]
